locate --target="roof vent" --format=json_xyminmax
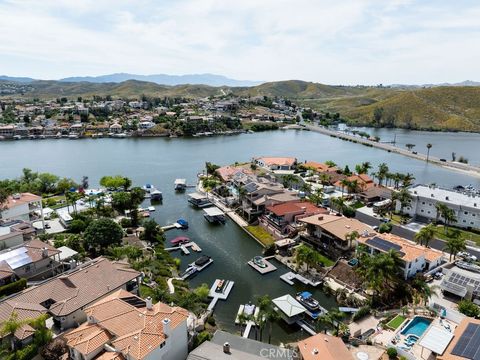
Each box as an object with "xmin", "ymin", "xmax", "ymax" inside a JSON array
[
  {"xmin": 318, "ymin": 216, "xmax": 324, "ymax": 221},
  {"xmin": 312, "ymin": 348, "xmax": 319, "ymax": 354},
  {"xmin": 431, "ymin": 194, "xmax": 434, "ymax": 197}
]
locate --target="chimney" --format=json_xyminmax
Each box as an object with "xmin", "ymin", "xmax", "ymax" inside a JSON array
[
  {"xmin": 318, "ymin": 216, "xmax": 324, "ymax": 221},
  {"xmin": 162, "ymin": 318, "xmax": 171, "ymax": 338},
  {"xmin": 87, "ymin": 315, "xmax": 96, "ymax": 324},
  {"xmin": 42, "ymin": 247, "xmax": 48, "ymax": 258},
  {"xmin": 223, "ymin": 342, "xmax": 231, "ymax": 354},
  {"xmin": 146, "ymin": 296, "xmax": 153, "ymax": 310}
]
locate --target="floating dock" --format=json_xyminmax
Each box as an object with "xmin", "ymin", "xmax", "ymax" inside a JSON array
[
  {"xmin": 161, "ymin": 222, "xmax": 184, "ymax": 231},
  {"xmin": 164, "ymin": 241, "xmax": 202, "ymax": 255},
  {"xmin": 180, "ymin": 256, "xmax": 213, "ymax": 280},
  {"xmin": 280, "ymin": 271, "xmax": 322, "ymax": 287},
  {"xmin": 296, "ymin": 319, "xmax": 316, "ymax": 335},
  {"xmin": 247, "ymin": 257, "xmax": 277, "ymax": 274},
  {"xmin": 207, "ymin": 279, "xmax": 235, "ymax": 311}
]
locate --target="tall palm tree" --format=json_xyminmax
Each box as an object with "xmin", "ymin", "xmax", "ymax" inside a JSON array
[
  {"xmin": 426, "ymin": 143, "xmax": 432, "ymax": 162},
  {"xmin": 444, "ymin": 234, "xmax": 466, "ymax": 261},
  {"xmin": 345, "ymin": 230, "xmax": 360, "ymax": 249},
  {"xmin": 435, "ymin": 203, "xmax": 448, "ymax": 224},
  {"xmin": 340, "ymin": 179, "xmax": 350, "ymax": 196},
  {"xmin": 330, "ymin": 197, "xmax": 346, "ymax": 215},
  {"xmin": 395, "ymin": 188, "xmax": 412, "ymax": 214},
  {"xmin": 402, "ymin": 173, "xmax": 415, "ymax": 188},
  {"xmin": 377, "ymin": 163, "xmax": 389, "ymax": 186},
  {"xmin": 443, "ymin": 208, "xmax": 457, "ymax": 233},
  {"xmin": 309, "ymin": 187, "xmax": 324, "ymax": 206},
  {"xmin": 414, "ymin": 223, "xmax": 436, "ymax": 247}
]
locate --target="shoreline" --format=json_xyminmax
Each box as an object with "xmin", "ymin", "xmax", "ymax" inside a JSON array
[{"xmin": 305, "ymin": 124, "xmax": 480, "ymax": 178}]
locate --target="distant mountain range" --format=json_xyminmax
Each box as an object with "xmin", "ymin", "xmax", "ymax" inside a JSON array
[
  {"xmin": 389, "ymin": 80, "xmax": 480, "ymax": 88},
  {"xmin": 0, "ymin": 73, "xmax": 261, "ymax": 87}
]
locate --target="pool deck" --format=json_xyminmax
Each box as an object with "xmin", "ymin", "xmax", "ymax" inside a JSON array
[{"xmin": 248, "ymin": 257, "xmax": 277, "ymax": 274}]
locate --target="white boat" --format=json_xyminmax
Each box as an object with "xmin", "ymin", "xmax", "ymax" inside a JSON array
[
  {"xmin": 174, "ymin": 179, "xmax": 187, "ymax": 191},
  {"xmin": 148, "ymin": 206, "xmax": 155, "ymax": 212}
]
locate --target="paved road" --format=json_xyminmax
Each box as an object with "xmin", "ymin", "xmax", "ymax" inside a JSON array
[
  {"xmin": 303, "ymin": 123, "xmax": 480, "ymax": 176},
  {"xmin": 355, "ymin": 211, "xmax": 480, "ymax": 260}
]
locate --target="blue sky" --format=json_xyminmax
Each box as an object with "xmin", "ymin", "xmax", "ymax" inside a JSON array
[{"xmin": 0, "ymin": 0, "xmax": 479, "ymax": 85}]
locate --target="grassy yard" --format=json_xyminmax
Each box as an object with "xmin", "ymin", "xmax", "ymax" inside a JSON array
[
  {"xmin": 316, "ymin": 252, "xmax": 335, "ymax": 267},
  {"xmin": 386, "ymin": 314, "xmax": 406, "ymax": 330},
  {"xmin": 433, "ymin": 225, "xmax": 480, "ymax": 246},
  {"xmin": 245, "ymin": 225, "xmax": 275, "ymax": 247}
]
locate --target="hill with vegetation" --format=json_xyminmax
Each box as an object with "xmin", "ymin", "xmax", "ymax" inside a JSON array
[{"xmin": 2, "ymin": 78, "xmax": 480, "ymax": 132}]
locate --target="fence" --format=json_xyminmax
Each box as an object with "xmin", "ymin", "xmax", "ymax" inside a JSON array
[{"xmin": 429, "ymin": 301, "xmax": 466, "ymax": 324}]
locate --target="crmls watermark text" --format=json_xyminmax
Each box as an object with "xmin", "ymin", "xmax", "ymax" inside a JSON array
[{"xmin": 259, "ymin": 348, "xmax": 298, "ymax": 358}]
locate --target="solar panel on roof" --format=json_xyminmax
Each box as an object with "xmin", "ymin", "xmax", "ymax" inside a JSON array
[
  {"xmin": 365, "ymin": 237, "xmax": 405, "ymax": 257},
  {"xmin": 452, "ymin": 323, "xmax": 480, "ymax": 359}
]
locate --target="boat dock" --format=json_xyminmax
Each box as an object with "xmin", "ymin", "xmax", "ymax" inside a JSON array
[
  {"xmin": 247, "ymin": 257, "xmax": 277, "ymax": 274},
  {"xmin": 161, "ymin": 223, "xmax": 184, "ymax": 231},
  {"xmin": 164, "ymin": 241, "xmax": 202, "ymax": 255},
  {"xmin": 180, "ymin": 256, "xmax": 213, "ymax": 280},
  {"xmin": 296, "ymin": 319, "xmax": 316, "ymax": 335},
  {"xmin": 280, "ymin": 271, "xmax": 322, "ymax": 287},
  {"xmin": 207, "ymin": 279, "xmax": 235, "ymax": 311}
]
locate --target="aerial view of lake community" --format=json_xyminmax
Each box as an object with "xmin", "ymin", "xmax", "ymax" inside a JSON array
[{"xmin": 1, "ymin": 2, "xmax": 480, "ymax": 360}]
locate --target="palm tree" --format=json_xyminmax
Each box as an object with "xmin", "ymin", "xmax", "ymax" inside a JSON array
[
  {"xmin": 325, "ymin": 308, "xmax": 346, "ymax": 335},
  {"xmin": 309, "ymin": 187, "xmax": 324, "ymax": 206},
  {"xmin": 414, "ymin": 223, "xmax": 436, "ymax": 247},
  {"xmin": 330, "ymin": 197, "xmax": 346, "ymax": 215},
  {"xmin": 300, "ymin": 182, "xmax": 312, "ymax": 195},
  {"xmin": 345, "ymin": 230, "xmax": 360, "ymax": 249},
  {"xmin": 426, "ymin": 143, "xmax": 432, "ymax": 162},
  {"xmin": 347, "ymin": 179, "xmax": 359, "ymax": 194},
  {"xmin": 395, "ymin": 188, "xmax": 412, "ymax": 214},
  {"xmin": 435, "ymin": 203, "xmax": 448, "ymax": 224},
  {"xmin": 377, "ymin": 163, "xmax": 389, "ymax": 186},
  {"xmin": 443, "ymin": 208, "xmax": 457, "ymax": 233},
  {"xmin": 402, "ymin": 173, "xmax": 415, "ymax": 188},
  {"xmin": 444, "ymin": 234, "xmax": 466, "ymax": 261},
  {"xmin": 340, "ymin": 179, "xmax": 350, "ymax": 196}
]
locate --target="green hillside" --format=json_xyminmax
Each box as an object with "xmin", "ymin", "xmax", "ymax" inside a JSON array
[{"xmin": 3, "ymin": 79, "xmax": 480, "ymax": 132}]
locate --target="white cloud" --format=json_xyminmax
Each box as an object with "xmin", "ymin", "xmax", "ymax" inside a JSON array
[{"xmin": 0, "ymin": 0, "xmax": 479, "ymax": 84}]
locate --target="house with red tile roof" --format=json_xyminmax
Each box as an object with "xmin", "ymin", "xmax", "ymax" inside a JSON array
[
  {"xmin": 334, "ymin": 174, "xmax": 375, "ymax": 194},
  {"xmin": 215, "ymin": 165, "xmax": 253, "ymax": 182},
  {"xmin": 260, "ymin": 201, "xmax": 328, "ymax": 238},
  {"xmin": 63, "ymin": 289, "xmax": 189, "ymax": 360},
  {"xmin": 303, "ymin": 161, "xmax": 338, "ymax": 173}
]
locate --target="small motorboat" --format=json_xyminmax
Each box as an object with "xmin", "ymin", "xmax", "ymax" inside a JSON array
[
  {"xmin": 194, "ymin": 255, "xmax": 211, "ymax": 267},
  {"xmin": 177, "ymin": 219, "xmax": 188, "ymax": 229},
  {"xmin": 253, "ymin": 256, "xmax": 267, "ymax": 268},
  {"xmin": 171, "ymin": 236, "xmax": 190, "ymax": 245},
  {"xmin": 216, "ymin": 280, "xmax": 225, "ymax": 292},
  {"xmin": 296, "ymin": 291, "xmax": 320, "ymax": 312}
]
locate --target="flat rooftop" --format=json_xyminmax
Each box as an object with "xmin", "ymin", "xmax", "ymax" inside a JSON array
[{"xmin": 409, "ymin": 184, "xmax": 480, "ymax": 209}]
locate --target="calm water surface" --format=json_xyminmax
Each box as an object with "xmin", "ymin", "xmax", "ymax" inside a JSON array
[{"xmin": 0, "ymin": 130, "xmax": 479, "ymax": 343}]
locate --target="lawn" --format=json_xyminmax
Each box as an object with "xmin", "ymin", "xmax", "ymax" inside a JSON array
[
  {"xmin": 386, "ymin": 314, "xmax": 406, "ymax": 330},
  {"xmin": 433, "ymin": 225, "xmax": 480, "ymax": 246},
  {"xmin": 245, "ymin": 225, "xmax": 275, "ymax": 247},
  {"xmin": 316, "ymin": 252, "xmax": 335, "ymax": 267}
]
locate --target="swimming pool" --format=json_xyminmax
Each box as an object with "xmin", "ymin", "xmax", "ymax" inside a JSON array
[{"xmin": 400, "ymin": 317, "xmax": 432, "ymax": 337}]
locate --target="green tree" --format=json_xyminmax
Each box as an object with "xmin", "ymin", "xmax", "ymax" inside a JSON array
[
  {"xmin": 414, "ymin": 223, "xmax": 436, "ymax": 247},
  {"xmin": 84, "ymin": 218, "xmax": 123, "ymax": 252},
  {"xmin": 444, "ymin": 235, "xmax": 466, "ymax": 261},
  {"xmin": 394, "ymin": 188, "xmax": 412, "ymax": 214},
  {"xmin": 194, "ymin": 283, "xmax": 210, "ymax": 301},
  {"xmin": 37, "ymin": 173, "xmax": 59, "ymax": 194},
  {"xmin": 377, "ymin": 163, "xmax": 389, "ymax": 186},
  {"xmin": 457, "ymin": 299, "xmax": 480, "ymax": 318},
  {"xmin": 56, "ymin": 177, "xmax": 78, "ymax": 194}
]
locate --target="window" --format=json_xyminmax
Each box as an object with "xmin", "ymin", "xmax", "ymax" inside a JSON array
[
  {"xmin": 422, "ymin": 202, "xmax": 425, "ymax": 205},
  {"xmin": 465, "ymin": 211, "xmax": 468, "ymax": 215},
  {"xmin": 421, "ymin": 210, "xmax": 424, "ymax": 213},
  {"xmin": 463, "ymin": 220, "xmax": 466, "ymax": 223}
]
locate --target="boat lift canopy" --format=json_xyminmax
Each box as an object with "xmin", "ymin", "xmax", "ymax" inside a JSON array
[{"xmin": 203, "ymin": 207, "xmax": 225, "ymax": 217}]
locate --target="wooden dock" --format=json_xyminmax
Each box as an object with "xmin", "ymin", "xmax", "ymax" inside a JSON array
[{"xmin": 247, "ymin": 257, "xmax": 277, "ymax": 274}]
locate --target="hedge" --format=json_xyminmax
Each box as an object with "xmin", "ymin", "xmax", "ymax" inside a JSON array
[{"xmin": 0, "ymin": 278, "xmax": 27, "ymax": 297}]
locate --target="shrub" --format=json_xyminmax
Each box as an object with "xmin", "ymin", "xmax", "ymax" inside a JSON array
[
  {"xmin": 343, "ymin": 206, "xmax": 356, "ymax": 218},
  {"xmin": 69, "ymin": 219, "xmax": 86, "ymax": 233},
  {"xmin": 0, "ymin": 278, "xmax": 27, "ymax": 297},
  {"xmin": 387, "ymin": 347, "xmax": 398, "ymax": 359},
  {"xmin": 120, "ymin": 218, "xmax": 132, "ymax": 228},
  {"xmin": 207, "ymin": 315, "xmax": 216, "ymax": 326},
  {"xmin": 379, "ymin": 222, "xmax": 393, "ymax": 233},
  {"xmin": 194, "ymin": 331, "xmax": 212, "ymax": 348},
  {"xmin": 352, "ymin": 306, "xmax": 371, "ymax": 322},
  {"xmin": 458, "ymin": 299, "xmax": 480, "ymax": 318}
]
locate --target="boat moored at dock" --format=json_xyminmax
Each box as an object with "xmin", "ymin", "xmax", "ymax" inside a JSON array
[
  {"xmin": 188, "ymin": 192, "xmax": 213, "ymax": 208},
  {"xmin": 174, "ymin": 178, "xmax": 187, "ymax": 191},
  {"xmin": 203, "ymin": 207, "xmax": 226, "ymax": 224}
]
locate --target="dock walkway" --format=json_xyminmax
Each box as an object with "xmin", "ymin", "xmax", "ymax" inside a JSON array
[
  {"xmin": 161, "ymin": 222, "xmax": 183, "ymax": 231},
  {"xmin": 207, "ymin": 279, "xmax": 235, "ymax": 311},
  {"xmin": 164, "ymin": 241, "xmax": 202, "ymax": 255},
  {"xmin": 280, "ymin": 271, "xmax": 322, "ymax": 287}
]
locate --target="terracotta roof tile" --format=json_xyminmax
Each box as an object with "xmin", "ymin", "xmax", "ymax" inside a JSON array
[
  {"xmin": 297, "ymin": 333, "xmax": 353, "ymax": 360},
  {"xmin": 63, "ymin": 323, "xmax": 112, "ymax": 356}
]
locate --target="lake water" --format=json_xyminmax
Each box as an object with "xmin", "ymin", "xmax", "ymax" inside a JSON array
[{"xmin": 0, "ymin": 130, "xmax": 479, "ymax": 343}]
